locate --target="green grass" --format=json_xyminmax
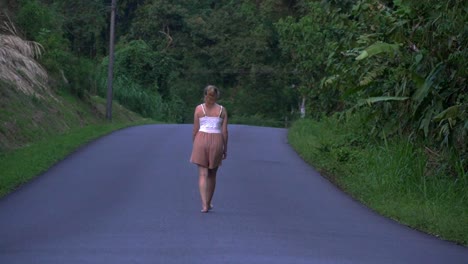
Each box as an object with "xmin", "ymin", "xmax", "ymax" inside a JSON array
[
  {"xmin": 0, "ymin": 83, "xmax": 157, "ymax": 197},
  {"xmin": 288, "ymin": 116, "xmax": 468, "ymax": 246},
  {"xmin": 0, "ymin": 120, "xmax": 155, "ymax": 197}
]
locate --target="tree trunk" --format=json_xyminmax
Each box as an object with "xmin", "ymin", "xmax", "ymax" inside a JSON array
[
  {"xmin": 106, "ymin": 0, "xmax": 117, "ymax": 121},
  {"xmin": 300, "ymin": 96, "xmax": 306, "ymax": 118}
]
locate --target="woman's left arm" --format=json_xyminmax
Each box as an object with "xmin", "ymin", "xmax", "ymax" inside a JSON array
[{"xmin": 192, "ymin": 106, "xmax": 200, "ymax": 142}]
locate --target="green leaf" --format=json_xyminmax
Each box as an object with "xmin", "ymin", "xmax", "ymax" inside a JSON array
[
  {"xmin": 357, "ymin": 96, "xmax": 409, "ymax": 107},
  {"xmin": 355, "ymin": 50, "xmax": 369, "ymax": 60},
  {"xmin": 323, "ymin": 75, "xmax": 339, "ymax": 86},
  {"xmin": 415, "ymin": 54, "xmax": 423, "ymax": 64},
  {"xmin": 359, "ymin": 66, "xmax": 385, "ymax": 86},
  {"xmin": 419, "ymin": 109, "xmax": 434, "ymax": 138},
  {"xmin": 433, "ymin": 105, "xmax": 460, "ymax": 122},
  {"xmin": 355, "ymin": 42, "xmax": 400, "ymax": 61},
  {"xmin": 412, "ymin": 63, "xmax": 444, "ymax": 103}
]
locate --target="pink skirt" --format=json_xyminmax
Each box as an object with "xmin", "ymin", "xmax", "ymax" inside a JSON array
[{"xmin": 190, "ymin": 132, "xmax": 224, "ymax": 169}]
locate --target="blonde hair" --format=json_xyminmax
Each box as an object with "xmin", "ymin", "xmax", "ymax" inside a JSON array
[{"xmin": 204, "ymin": 85, "xmax": 219, "ymax": 99}]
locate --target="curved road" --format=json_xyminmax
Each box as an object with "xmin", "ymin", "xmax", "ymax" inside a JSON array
[{"xmin": 0, "ymin": 124, "xmax": 466, "ymax": 264}]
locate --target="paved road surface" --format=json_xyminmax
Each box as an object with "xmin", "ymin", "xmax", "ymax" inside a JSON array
[{"xmin": 0, "ymin": 124, "xmax": 467, "ymax": 264}]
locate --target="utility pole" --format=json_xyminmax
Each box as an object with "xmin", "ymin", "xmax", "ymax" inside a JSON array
[{"xmin": 106, "ymin": 0, "xmax": 117, "ymax": 121}]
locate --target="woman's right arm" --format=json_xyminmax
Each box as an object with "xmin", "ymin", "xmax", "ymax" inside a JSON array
[{"xmin": 221, "ymin": 108, "xmax": 228, "ymax": 159}]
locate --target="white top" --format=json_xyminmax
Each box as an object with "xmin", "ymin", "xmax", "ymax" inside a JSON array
[{"xmin": 199, "ymin": 104, "xmax": 223, "ymax": 134}]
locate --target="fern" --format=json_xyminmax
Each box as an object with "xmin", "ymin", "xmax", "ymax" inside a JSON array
[{"xmin": 359, "ymin": 65, "xmax": 386, "ymax": 86}]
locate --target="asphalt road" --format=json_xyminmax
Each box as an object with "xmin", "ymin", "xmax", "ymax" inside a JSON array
[{"xmin": 0, "ymin": 124, "xmax": 467, "ymax": 264}]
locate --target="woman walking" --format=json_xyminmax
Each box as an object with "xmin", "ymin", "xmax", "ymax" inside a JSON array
[{"xmin": 190, "ymin": 85, "xmax": 228, "ymax": 213}]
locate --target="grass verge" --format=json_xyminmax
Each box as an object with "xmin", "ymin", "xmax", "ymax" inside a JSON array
[
  {"xmin": 0, "ymin": 119, "xmax": 155, "ymax": 197},
  {"xmin": 288, "ymin": 116, "xmax": 468, "ymax": 246},
  {"xmin": 0, "ymin": 82, "xmax": 157, "ymax": 197}
]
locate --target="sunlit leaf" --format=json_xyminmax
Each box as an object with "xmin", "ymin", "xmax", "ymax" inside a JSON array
[
  {"xmin": 357, "ymin": 96, "xmax": 409, "ymax": 107},
  {"xmin": 356, "ymin": 41, "xmax": 400, "ymax": 61}
]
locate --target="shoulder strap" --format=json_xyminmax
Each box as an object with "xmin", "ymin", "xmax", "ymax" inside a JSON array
[
  {"xmin": 201, "ymin": 104, "xmax": 206, "ymax": 116},
  {"xmin": 219, "ymin": 105, "xmax": 223, "ymax": 117}
]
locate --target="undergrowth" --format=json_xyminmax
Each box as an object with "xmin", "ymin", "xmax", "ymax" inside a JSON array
[
  {"xmin": 0, "ymin": 83, "xmax": 155, "ymax": 197},
  {"xmin": 0, "ymin": 120, "xmax": 153, "ymax": 197},
  {"xmin": 288, "ymin": 113, "xmax": 468, "ymax": 246}
]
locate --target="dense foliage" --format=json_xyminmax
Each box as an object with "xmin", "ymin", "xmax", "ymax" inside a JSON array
[
  {"xmin": 3, "ymin": 0, "xmax": 466, "ymax": 173},
  {"xmin": 276, "ymin": 0, "xmax": 467, "ymax": 175}
]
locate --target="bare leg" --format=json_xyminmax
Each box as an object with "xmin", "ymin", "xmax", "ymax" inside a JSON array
[
  {"xmin": 198, "ymin": 166, "xmax": 209, "ymax": 212},
  {"xmin": 206, "ymin": 167, "xmax": 218, "ymax": 210}
]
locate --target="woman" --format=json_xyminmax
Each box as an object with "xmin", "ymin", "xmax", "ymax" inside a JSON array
[{"xmin": 190, "ymin": 85, "xmax": 228, "ymax": 213}]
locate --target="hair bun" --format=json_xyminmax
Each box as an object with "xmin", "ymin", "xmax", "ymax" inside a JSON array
[{"xmin": 204, "ymin": 85, "xmax": 220, "ymax": 99}]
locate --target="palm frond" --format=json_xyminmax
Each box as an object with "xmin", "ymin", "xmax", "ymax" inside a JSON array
[{"xmin": 0, "ymin": 13, "xmax": 50, "ymax": 97}]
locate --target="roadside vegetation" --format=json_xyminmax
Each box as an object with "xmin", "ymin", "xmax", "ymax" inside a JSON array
[
  {"xmin": 0, "ymin": 13, "xmax": 153, "ymax": 197},
  {"xmin": 282, "ymin": 0, "xmax": 466, "ymax": 245},
  {"xmin": 289, "ymin": 115, "xmax": 467, "ymax": 245},
  {"xmin": 0, "ymin": 80, "xmax": 153, "ymax": 197},
  {"xmin": 0, "ymin": 117, "xmax": 153, "ymax": 197}
]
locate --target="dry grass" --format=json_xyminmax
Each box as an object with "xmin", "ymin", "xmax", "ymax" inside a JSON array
[{"xmin": 0, "ymin": 13, "xmax": 50, "ymax": 97}]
